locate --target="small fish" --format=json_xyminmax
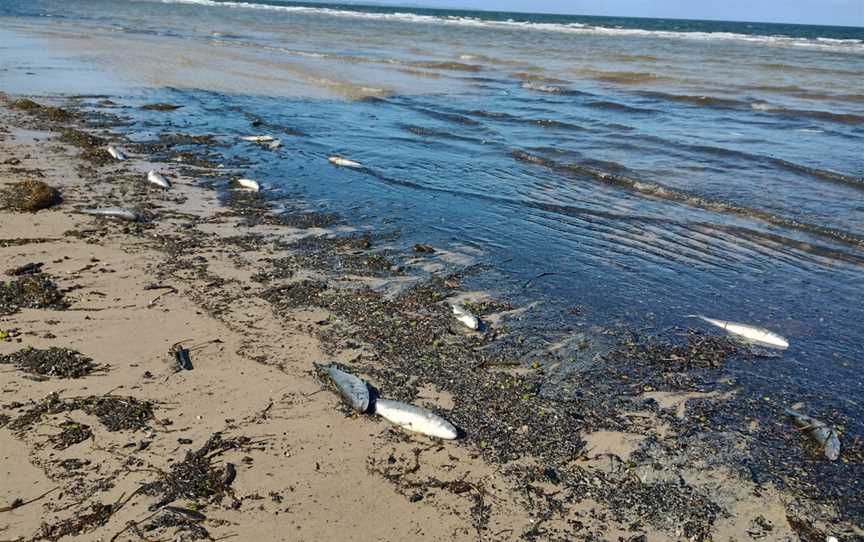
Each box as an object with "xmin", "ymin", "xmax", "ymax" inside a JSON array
[
  {"xmin": 241, "ymin": 135, "xmax": 275, "ymax": 142},
  {"xmin": 687, "ymin": 314, "xmax": 788, "ymax": 349},
  {"xmin": 235, "ymin": 178, "xmax": 260, "ymax": 192},
  {"xmin": 451, "ymin": 304, "xmax": 480, "ymax": 330},
  {"xmin": 374, "ymin": 399, "xmax": 459, "ymax": 440},
  {"xmin": 163, "ymin": 505, "xmax": 206, "ymax": 522},
  {"xmin": 106, "ymin": 145, "xmax": 126, "ymax": 161},
  {"xmin": 147, "ymin": 170, "xmax": 171, "ymax": 189},
  {"xmin": 80, "ymin": 207, "xmax": 140, "ymax": 221},
  {"xmin": 316, "ymin": 363, "xmax": 370, "ymax": 413},
  {"xmin": 785, "ymin": 408, "xmax": 840, "ymax": 461},
  {"xmin": 267, "ymin": 139, "xmax": 282, "ymax": 150},
  {"xmin": 328, "ymin": 155, "xmax": 362, "ymax": 168}
]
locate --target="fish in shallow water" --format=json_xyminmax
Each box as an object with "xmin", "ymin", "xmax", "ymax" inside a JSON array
[
  {"xmin": 785, "ymin": 408, "xmax": 840, "ymax": 460},
  {"xmin": 374, "ymin": 399, "xmax": 459, "ymax": 439},
  {"xmin": 328, "ymin": 155, "xmax": 362, "ymax": 168},
  {"xmin": 267, "ymin": 139, "xmax": 282, "ymax": 150},
  {"xmin": 687, "ymin": 314, "xmax": 788, "ymax": 349},
  {"xmin": 106, "ymin": 145, "xmax": 126, "ymax": 160},
  {"xmin": 80, "ymin": 207, "xmax": 140, "ymax": 221},
  {"xmin": 451, "ymin": 304, "xmax": 480, "ymax": 330},
  {"xmin": 235, "ymin": 178, "xmax": 260, "ymax": 192},
  {"xmin": 241, "ymin": 135, "xmax": 275, "ymax": 142},
  {"xmin": 316, "ymin": 363, "xmax": 370, "ymax": 413},
  {"xmin": 146, "ymin": 170, "xmax": 171, "ymax": 189}
]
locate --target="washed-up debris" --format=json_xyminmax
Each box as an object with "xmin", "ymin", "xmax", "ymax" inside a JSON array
[
  {"xmin": 32, "ymin": 501, "xmax": 116, "ymax": 541},
  {"xmin": 267, "ymin": 138, "xmax": 282, "ymax": 150},
  {"xmin": 141, "ymin": 102, "xmax": 183, "ymax": 111},
  {"xmin": 4, "ymin": 261, "xmax": 43, "ymax": 276},
  {"xmin": 328, "ymin": 155, "xmax": 362, "ymax": 168},
  {"xmin": 785, "ymin": 408, "xmax": 841, "ymax": 460},
  {"xmin": 413, "ymin": 244, "xmax": 435, "ymax": 253},
  {"xmin": 0, "ymin": 272, "xmax": 68, "ymax": 315},
  {"xmin": 0, "ymin": 347, "xmax": 104, "ymax": 379},
  {"xmin": 688, "ymin": 314, "xmax": 789, "ymax": 349},
  {"xmin": 142, "ymin": 433, "xmax": 250, "ymax": 508},
  {"xmin": 80, "ymin": 207, "xmax": 141, "ymax": 222},
  {"xmin": 7, "ymin": 393, "xmax": 154, "ymax": 432},
  {"xmin": 172, "ymin": 343, "xmax": 193, "ymax": 371},
  {"xmin": 241, "ymin": 135, "xmax": 275, "ymax": 142},
  {"xmin": 10, "ymin": 98, "xmax": 75, "ymax": 121},
  {"xmin": 234, "ymin": 178, "xmax": 260, "ymax": 192},
  {"xmin": 146, "ymin": 170, "xmax": 171, "ymax": 189},
  {"xmin": 106, "ymin": 145, "xmax": 126, "ymax": 160},
  {"xmin": 315, "ymin": 363, "xmax": 370, "ymax": 413},
  {"xmin": 0, "ymin": 180, "xmax": 61, "ymax": 212},
  {"xmin": 50, "ymin": 421, "xmax": 93, "ymax": 450},
  {"xmin": 374, "ymin": 399, "xmax": 459, "ymax": 439},
  {"xmin": 451, "ymin": 304, "xmax": 480, "ymax": 330}
]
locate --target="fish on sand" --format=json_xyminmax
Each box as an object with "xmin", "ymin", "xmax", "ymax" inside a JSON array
[
  {"xmin": 687, "ymin": 314, "xmax": 788, "ymax": 349},
  {"xmin": 451, "ymin": 304, "xmax": 480, "ymax": 330},
  {"xmin": 316, "ymin": 363, "xmax": 370, "ymax": 413},
  {"xmin": 106, "ymin": 145, "xmax": 126, "ymax": 160},
  {"xmin": 147, "ymin": 170, "xmax": 171, "ymax": 189},
  {"xmin": 785, "ymin": 408, "xmax": 840, "ymax": 460},
  {"xmin": 374, "ymin": 399, "xmax": 459, "ymax": 439},
  {"xmin": 328, "ymin": 155, "xmax": 362, "ymax": 168},
  {"xmin": 80, "ymin": 207, "xmax": 141, "ymax": 221}
]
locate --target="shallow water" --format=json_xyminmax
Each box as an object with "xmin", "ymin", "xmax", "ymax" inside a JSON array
[{"xmin": 1, "ymin": 1, "xmax": 863, "ymax": 432}]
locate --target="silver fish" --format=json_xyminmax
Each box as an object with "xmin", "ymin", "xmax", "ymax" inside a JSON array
[
  {"xmin": 241, "ymin": 135, "xmax": 275, "ymax": 142},
  {"xmin": 80, "ymin": 207, "xmax": 140, "ymax": 221},
  {"xmin": 106, "ymin": 145, "xmax": 126, "ymax": 161},
  {"xmin": 451, "ymin": 304, "xmax": 480, "ymax": 330},
  {"xmin": 146, "ymin": 170, "xmax": 171, "ymax": 189},
  {"xmin": 374, "ymin": 399, "xmax": 459, "ymax": 440},
  {"xmin": 328, "ymin": 155, "xmax": 362, "ymax": 168},
  {"xmin": 267, "ymin": 139, "xmax": 282, "ymax": 150},
  {"xmin": 235, "ymin": 178, "xmax": 260, "ymax": 192},
  {"xmin": 785, "ymin": 408, "xmax": 840, "ymax": 461},
  {"xmin": 316, "ymin": 363, "xmax": 369, "ymax": 413},
  {"xmin": 688, "ymin": 314, "xmax": 789, "ymax": 349}
]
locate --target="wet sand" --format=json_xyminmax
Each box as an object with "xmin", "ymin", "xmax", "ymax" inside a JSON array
[{"xmin": 0, "ymin": 93, "xmax": 861, "ymax": 541}]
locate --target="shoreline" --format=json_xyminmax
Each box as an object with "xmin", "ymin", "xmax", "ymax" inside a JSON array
[{"xmin": 0, "ymin": 91, "xmax": 861, "ymax": 542}]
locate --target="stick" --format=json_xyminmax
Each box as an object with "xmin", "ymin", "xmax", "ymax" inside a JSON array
[{"xmin": 0, "ymin": 486, "xmax": 58, "ymax": 512}]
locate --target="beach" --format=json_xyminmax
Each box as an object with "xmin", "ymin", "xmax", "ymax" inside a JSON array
[{"xmin": 1, "ymin": 2, "xmax": 863, "ymax": 540}]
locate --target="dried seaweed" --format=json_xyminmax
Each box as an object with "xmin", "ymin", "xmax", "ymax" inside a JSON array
[
  {"xmin": 0, "ymin": 180, "xmax": 61, "ymax": 212},
  {"xmin": 0, "ymin": 347, "xmax": 104, "ymax": 378}
]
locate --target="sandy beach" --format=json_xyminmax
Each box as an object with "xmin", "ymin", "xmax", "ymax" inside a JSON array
[{"xmin": 0, "ymin": 88, "xmax": 859, "ymax": 542}]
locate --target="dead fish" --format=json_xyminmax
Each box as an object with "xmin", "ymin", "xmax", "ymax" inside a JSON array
[
  {"xmin": 374, "ymin": 399, "xmax": 459, "ymax": 440},
  {"xmin": 235, "ymin": 178, "xmax": 260, "ymax": 192},
  {"xmin": 222, "ymin": 463, "xmax": 237, "ymax": 487},
  {"xmin": 785, "ymin": 408, "xmax": 840, "ymax": 461},
  {"xmin": 328, "ymin": 155, "xmax": 362, "ymax": 168},
  {"xmin": 267, "ymin": 139, "xmax": 282, "ymax": 150},
  {"xmin": 316, "ymin": 363, "xmax": 370, "ymax": 413},
  {"xmin": 106, "ymin": 145, "xmax": 126, "ymax": 161},
  {"xmin": 241, "ymin": 135, "xmax": 275, "ymax": 142},
  {"xmin": 146, "ymin": 170, "xmax": 171, "ymax": 189},
  {"xmin": 80, "ymin": 207, "xmax": 140, "ymax": 221},
  {"xmin": 451, "ymin": 304, "xmax": 480, "ymax": 330},
  {"xmin": 687, "ymin": 314, "xmax": 788, "ymax": 349}
]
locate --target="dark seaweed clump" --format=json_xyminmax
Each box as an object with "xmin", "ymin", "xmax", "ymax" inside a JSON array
[
  {"xmin": 141, "ymin": 103, "xmax": 183, "ymax": 111},
  {"xmin": 7, "ymin": 393, "xmax": 153, "ymax": 432},
  {"xmin": 50, "ymin": 421, "xmax": 93, "ymax": 450},
  {"xmin": 142, "ymin": 433, "xmax": 247, "ymax": 508},
  {"xmin": 33, "ymin": 502, "xmax": 114, "ymax": 541},
  {"xmin": 0, "ymin": 180, "xmax": 62, "ymax": 212},
  {"xmin": 10, "ymin": 98, "xmax": 76, "ymax": 122},
  {"xmin": 0, "ymin": 272, "xmax": 68, "ymax": 315},
  {"xmin": 0, "ymin": 347, "xmax": 103, "ymax": 379},
  {"xmin": 143, "ymin": 509, "xmax": 210, "ymax": 541}
]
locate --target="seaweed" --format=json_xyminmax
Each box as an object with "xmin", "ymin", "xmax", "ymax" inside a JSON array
[
  {"xmin": 59, "ymin": 128, "xmax": 104, "ymax": 150},
  {"xmin": 0, "ymin": 272, "xmax": 68, "ymax": 315},
  {"xmin": 32, "ymin": 502, "xmax": 114, "ymax": 541},
  {"xmin": 141, "ymin": 103, "xmax": 183, "ymax": 111},
  {"xmin": 6, "ymin": 393, "xmax": 153, "ymax": 432},
  {"xmin": 0, "ymin": 347, "xmax": 104, "ymax": 379},
  {"xmin": 50, "ymin": 421, "xmax": 93, "ymax": 450},
  {"xmin": 0, "ymin": 180, "xmax": 61, "ymax": 212}
]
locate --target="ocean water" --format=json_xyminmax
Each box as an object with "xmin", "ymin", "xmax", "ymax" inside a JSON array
[{"xmin": 1, "ymin": 1, "xmax": 863, "ymax": 430}]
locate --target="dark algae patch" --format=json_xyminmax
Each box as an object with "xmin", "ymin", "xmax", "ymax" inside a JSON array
[
  {"xmin": 142, "ymin": 433, "xmax": 249, "ymax": 509},
  {"xmin": 0, "ymin": 347, "xmax": 104, "ymax": 378},
  {"xmin": 50, "ymin": 421, "xmax": 93, "ymax": 450},
  {"xmin": 141, "ymin": 102, "xmax": 183, "ymax": 111},
  {"xmin": 0, "ymin": 272, "xmax": 68, "ymax": 315},
  {"xmin": 6, "ymin": 392, "xmax": 154, "ymax": 432},
  {"xmin": 0, "ymin": 180, "xmax": 61, "ymax": 212},
  {"xmin": 10, "ymin": 98, "xmax": 76, "ymax": 122}
]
